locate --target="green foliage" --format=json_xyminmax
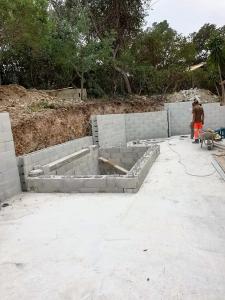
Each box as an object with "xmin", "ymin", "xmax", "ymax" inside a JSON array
[
  {"xmin": 207, "ymin": 34, "xmax": 225, "ymax": 102},
  {"xmin": 192, "ymin": 23, "xmax": 217, "ymax": 61},
  {"xmin": 0, "ymin": 1, "xmax": 225, "ymax": 97},
  {"xmin": 0, "ymin": 0, "xmax": 50, "ymax": 50},
  {"xmin": 208, "ymin": 34, "xmax": 225, "ymax": 67},
  {"xmin": 0, "ymin": 0, "xmax": 51, "ymax": 86}
]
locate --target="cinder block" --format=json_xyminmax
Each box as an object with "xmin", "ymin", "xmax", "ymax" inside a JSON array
[
  {"xmin": 83, "ymin": 177, "xmax": 107, "ymax": 188},
  {"xmin": 0, "ymin": 141, "xmax": 14, "ymax": 153},
  {"xmin": 0, "ymin": 157, "xmax": 18, "ymax": 173},
  {"xmin": 113, "ymin": 177, "xmax": 138, "ymax": 189},
  {"xmin": 60, "ymin": 178, "xmax": 84, "ymax": 192},
  {"xmin": 123, "ymin": 188, "xmax": 139, "ymax": 193},
  {"xmin": 0, "ymin": 112, "xmax": 11, "ymax": 126},
  {"xmin": 27, "ymin": 178, "xmax": 61, "ymax": 193},
  {"xmin": 0, "ymin": 130, "xmax": 13, "ymax": 143},
  {"xmin": 0, "ymin": 191, "xmax": 7, "ymax": 202},
  {"xmin": 0, "ymin": 118, "xmax": 11, "ymax": 133},
  {"xmin": 96, "ymin": 114, "xmax": 126, "ymax": 147}
]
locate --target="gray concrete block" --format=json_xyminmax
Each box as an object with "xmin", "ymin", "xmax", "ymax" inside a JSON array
[
  {"xmin": 125, "ymin": 111, "xmax": 168, "ymax": 141},
  {"xmin": 0, "ymin": 154, "xmax": 18, "ymax": 173},
  {"xmin": 0, "ymin": 112, "xmax": 11, "ymax": 127},
  {"xmin": 96, "ymin": 114, "xmax": 126, "ymax": 148},
  {"xmin": 83, "ymin": 177, "xmax": 107, "ymax": 188},
  {"xmin": 123, "ymin": 188, "xmax": 139, "ymax": 193},
  {"xmin": 27, "ymin": 178, "xmax": 61, "ymax": 193},
  {"xmin": 62, "ymin": 178, "xmax": 86, "ymax": 192},
  {"xmin": 109, "ymin": 176, "xmax": 138, "ymax": 189},
  {"xmin": 0, "ymin": 130, "xmax": 13, "ymax": 143},
  {"xmin": 0, "ymin": 141, "xmax": 14, "ymax": 153},
  {"xmin": 0, "ymin": 192, "xmax": 7, "ymax": 202},
  {"xmin": 0, "ymin": 113, "xmax": 21, "ymax": 201}
]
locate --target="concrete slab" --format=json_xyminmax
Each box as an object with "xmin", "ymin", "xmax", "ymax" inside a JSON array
[{"xmin": 0, "ymin": 137, "xmax": 225, "ymax": 299}]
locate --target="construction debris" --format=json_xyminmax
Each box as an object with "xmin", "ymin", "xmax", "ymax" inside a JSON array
[{"xmin": 166, "ymin": 88, "xmax": 219, "ymax": 103}]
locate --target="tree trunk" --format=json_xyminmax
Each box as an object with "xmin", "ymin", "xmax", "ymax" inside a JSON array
[
  {"xmin": 30, "ymin": 62, "xmax": 34, "ymax": 87},
  {"xmin": 218, "ymin": 64, "xmax": 225, "ymax": 105},
  {"xmin": 114, "ymin": 66, "xmax": 132, "ymax": 94},
  {"xmin": 215, "ymin": 83, "xmax": 221, "ymax": 98},
  {"xmin": 81, "ymin": 71, "xmax": 84, "ymax": 100}
]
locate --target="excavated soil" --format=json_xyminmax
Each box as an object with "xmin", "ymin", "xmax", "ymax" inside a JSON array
[
  {"xmin": 0, "ymin": 85, "xmax": 164, "ymax": 155},
  {"xmin": 1, "ymin": 85, "xmax": 219, "ymax": 156}
]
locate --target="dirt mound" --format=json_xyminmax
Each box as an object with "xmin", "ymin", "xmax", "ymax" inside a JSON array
[
  {"xmin": 0, "ymin": 84, "xmax": 59, "ymax": 125},
  {"xmin": 166, "ymin": 88, "xmax": 219, "ymax": 103},
  {"xmin": 0, "ymin": 84, "xmax": 55, "ymax": 106},
  {"xmin": 13, "ymin": 99, "xmax": 164, "ymax": 155},
  {"xmin": 0, "ymin": 85, "xmax": 219, "ymax": 156},
  {"xmin": 0, "ymin": 85, "xmax": 164, "ymax": 155}
]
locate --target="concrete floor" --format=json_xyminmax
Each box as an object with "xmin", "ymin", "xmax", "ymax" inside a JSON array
[{"xmin": 0, "ymin": 137, "xmax": 225, "ymax": 300}]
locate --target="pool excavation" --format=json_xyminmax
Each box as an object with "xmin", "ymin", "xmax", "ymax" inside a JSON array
[{"xmin": 26, "ymin": 145, "xmax": 160, "ymax": 193}]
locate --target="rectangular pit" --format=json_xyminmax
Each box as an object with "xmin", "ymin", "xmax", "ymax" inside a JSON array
[{"xmin": 26, "ymin": 145, "xmax": 160, "ymax": 193}]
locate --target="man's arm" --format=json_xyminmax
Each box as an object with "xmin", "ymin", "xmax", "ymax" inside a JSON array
[
  {"xmin": 202, "ymin": 109, "xmax": 204, "ymax": 125},
  {"xmin": 192, "ymin": 110, "xmax": 195, "ymax": 123}
]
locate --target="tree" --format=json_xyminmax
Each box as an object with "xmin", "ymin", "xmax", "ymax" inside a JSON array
[
  {"xmin": 192, "ymin": 23, "xmax": 217, "ymax": 61},
  {"xmin": 1, "ymin": 1, "xmax": 225, "ymax": 97},
  {"xmin": 50, "ymin": 1, "xmax": 112, "ymax": 99},
  {"xmin": 208, "ymin": 35, "xmax": 225, "ymax": 104},
  {"xmin": 0, "ymin": 0, "xmax": 50, "ymax": 85},
  {"xmin": 128, "ymin": 21, "xmax": 196, "ymax": 95},
  {"xmin": 83, "ymin": 0, "xmax": 152, "ymax": 94}
]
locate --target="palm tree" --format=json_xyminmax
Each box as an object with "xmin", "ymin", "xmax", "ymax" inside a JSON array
[{"xmin": 208, "ymin": 35, "xmax": 225, "ymax": 105}]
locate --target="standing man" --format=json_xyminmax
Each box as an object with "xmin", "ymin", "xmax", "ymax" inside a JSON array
[
  {"xmin": 192, "ymin": 100, "xmax": 204, "ymax": 143},
  {"xmin": 190, "ymin": 101, "xmax": 197, "ymax": 139}
]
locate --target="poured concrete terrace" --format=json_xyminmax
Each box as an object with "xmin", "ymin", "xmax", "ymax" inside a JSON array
[{"xmin": 0, "ymin": 137, "xmax": 225, "ymax": 300}]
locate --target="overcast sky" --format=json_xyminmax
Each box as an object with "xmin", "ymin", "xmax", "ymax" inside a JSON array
[{"xmin": 146, "ymin": 0, "xmax": 225, "ymax": 35}]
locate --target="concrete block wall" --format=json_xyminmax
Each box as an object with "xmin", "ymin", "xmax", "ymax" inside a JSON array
[
  {"xmin": 18, "ymin": 136, "xmax": 93, "ymax": 190},
  {"xmin": 93, "ymin": 102, "xmax": 225, "ymax": 147},
  {"xmin": 93, "ymin": 111, "xmax": 168, "ymax": 147},
  {"xmin": 166, "ymin": 102, "xmax": 225, "ymax": 136},
  {"xmin": 91, "ymin": 116, "xmax": 99, "ymax": 145},
  {"xmin": 165, "ymin": 102, "xmax": 192, "ymax": 136},
  {"xmin": 202, "ymin": 103, "xmax": 225, "ymax": 130},
  {"xmin": 26, "ymin": 145, "xmax": 160, "ymax": 193},
  {"xmin": 27, "ymin": 175, "xmax": 125, "ymax": 194},
  {"xmin": 53, "ymin": 146, "xmax": 99, "ymax": 176},
  {"xmin": 125, "ymin": 111, "xmax": 168, "ymax": 142},
  {"xmin": 0, "ymin": 112, "xmax": 21, "ymax": 201},
  {"xmin": 99, "ymin": 147, "xmax": 147, "ymax": 171},
  {"xmin": 92, "ymin": 114, "xmax": 126, "ymax": 148},
  {"xmin": 130, "ymin": 145, "xmax": 160, "ymax": 190}
]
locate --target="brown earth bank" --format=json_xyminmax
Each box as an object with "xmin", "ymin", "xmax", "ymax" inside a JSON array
[
  {"xmin": 1, "ymin": 85, "xmax": 219, "ymax": 156},
  {"xmin": 0, "ymin": 85, "xmax": 164, "ymax": 155},
  {"xmin": 13, "ymin": 101, "xmax": 164, "ymax": 156}
]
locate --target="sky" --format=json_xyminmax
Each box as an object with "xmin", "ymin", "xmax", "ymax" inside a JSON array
[{"xmin": 146, "ymin": 0, "xmax": 225, "ymax": 35}]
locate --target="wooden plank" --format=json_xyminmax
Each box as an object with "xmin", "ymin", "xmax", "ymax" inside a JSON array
[
  {"xmin": 99, "ymin": 157, "xmax": 128, "ymax": 174},
  {"xmin": 43, "ymin": 148, "xmax": 90, "ymax": 172},
  {"xmin": 215, "ymin": 156, "xmax": 225, "ymax": 173},
  {"xmin": 212, "ymin": 160, "xmax": 225, "ymax": 181}
]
